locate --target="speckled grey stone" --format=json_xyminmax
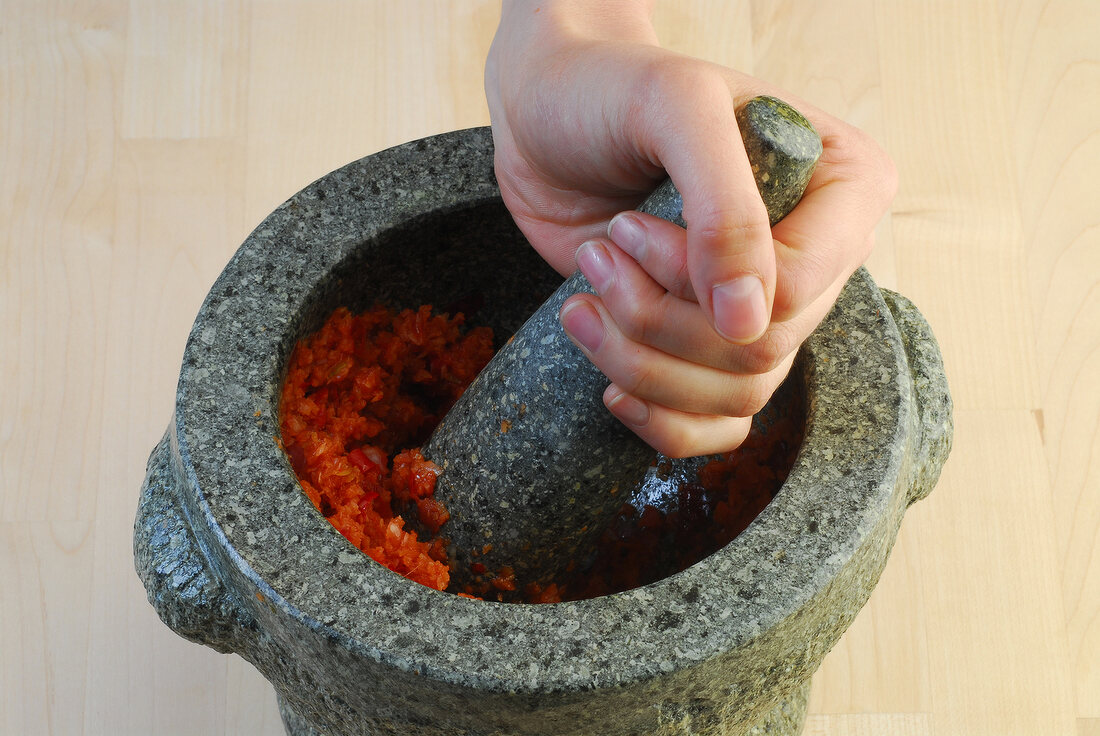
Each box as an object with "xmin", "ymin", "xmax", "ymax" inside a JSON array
[
  {"xmin": 428, "ymin": 97, "xmax": 820, "ymax": 588},
  {"xmin": 735, "ymin": 96, "xmax": 821, "ymax": 226},
  {"xmin": 134, "ymin": 126, "xmax": 952, "ymax": 736}
]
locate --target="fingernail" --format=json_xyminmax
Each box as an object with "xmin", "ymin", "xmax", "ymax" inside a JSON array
[
  {"xmin": 712, "ymin": 276, "xmax": 769, "ymax": 343},
  {"xmin": 576, "ymin": 241, "xmax": 613, "ymax": 293},
  {"xmin": 560, "ymin": 301, "xmax": 604, "ymax": 353},
  {"xmin": 607, "ymin": 389, "xmax": 651, "ymax": 428},
  {"xmin": 608, "ymin": 213, "xmax": 646, "ymax": 260}
]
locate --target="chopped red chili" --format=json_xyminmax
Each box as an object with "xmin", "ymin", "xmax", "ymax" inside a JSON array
[
  {"xmin": 279, "ymin": 305, "xmax": 493, "ymax": 591},
  {"xmin": 280, "ymin": 303, "xmax": 801, "ymax": 603}
]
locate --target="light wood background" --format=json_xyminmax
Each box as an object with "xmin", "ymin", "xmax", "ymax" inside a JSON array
[{"xmin": 2, "ymin": 1, "xmax": 1097, "ymax": 734}]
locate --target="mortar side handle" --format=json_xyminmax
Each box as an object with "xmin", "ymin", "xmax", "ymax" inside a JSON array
[
  {"xmin": 881, "ymin": 289, "xmax": 954, "ymax": 505},
  {"xmin": 134, "ymin": 431, "xmax": 257, "ymax": 654}
]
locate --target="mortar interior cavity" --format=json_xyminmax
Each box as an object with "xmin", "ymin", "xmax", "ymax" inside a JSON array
[
  {"xmin": 274, "ymin": 197, "xmax": 808, "ymax": 602},
  {"xmin": 279, "ymin": 200, "xmax": 563, "ymax": 360}
]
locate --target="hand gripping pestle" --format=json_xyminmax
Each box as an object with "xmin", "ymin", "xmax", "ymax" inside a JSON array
[{"xmin": 424, "ymin": 96, "xmax": 823, "ymax": 593}]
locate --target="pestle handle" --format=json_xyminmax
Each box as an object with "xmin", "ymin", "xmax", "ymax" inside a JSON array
[{"xmin": 426, "ymin": 96, "xmax": 822, "ymax": 593}]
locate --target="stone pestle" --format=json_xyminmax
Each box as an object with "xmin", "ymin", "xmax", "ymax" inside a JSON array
[{"xmin": 424, "ymin": 96, "xmax": 823, "ymax": 593}]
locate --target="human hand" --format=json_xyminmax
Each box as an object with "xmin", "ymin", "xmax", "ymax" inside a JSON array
[{"xmin": 485, "ymin": 0, "xmax": 897, "ymax": 457}]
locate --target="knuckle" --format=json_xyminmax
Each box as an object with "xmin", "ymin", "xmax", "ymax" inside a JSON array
[
  {"xmin": 740, "ymin": 380, "xmax": 775, "ymax": 417},
  {"xmin": 673, "ymin": 257, "xmax": 693, "ymax": 295},
  {"xmin": 638, "ymin": 56, "xmax": 718, "ymax": 108},
  {"xmin": 730, "ymin": 418, "xmax": 753, "ymax": 449},
  {"xmin": 770, "ymin": 280, "xmax": 798, "ymax": 323},
  {"xmin": 629, "ymin": 57, "xmax": 733, "ymax": 155},
  {"xmin": 653, "ymin": 433, "xmax": 695, "ymax": 460},
  {"xmin": 652, "ymin": 418, "xmax": 752, "ymax": 459},
  {"xmin": 858, "ymin": 135, "xmax": 899, "ymax": 208},
  {"xmin": 826, "ymin": 126, "xmax": 899, "ymax": 209},
  {"xmin": 619, "ymin": 316, "xmax": 651, "ymax": 348},
  {"xmin": 693, "ymin": 209, "xmax": 772, "ymax": 252},
  {"xmin": 724, "ymin": 375, "xmax": 776, "ymax": 418},
  {"xmin": 823, "ymin": 123, "xmax": 875, "ymax": 165},
  {"xmin": 772, "ymin": 250, "xmax": 831, "ymax": 319},
  {"xmin": 614, "ymin": 351, "xmax": 653, "ymax": 397},
  {"xmin": 630, "ymin": 59, "xmax": 684, "ymax": 139},
  {"xmin": 612, "ymin": 294, "xmax": 658, "ymax": 346},
  {"xmin": 712, "ymin": 418, "xmax": 752, "ymax": 454},
  {"xmin": 658, "ymin": 421, "xmax": 713, "ymax": 458},
  {"xmin": 737, "ymin": 330, "xmax": 795, "ymax": 374}
]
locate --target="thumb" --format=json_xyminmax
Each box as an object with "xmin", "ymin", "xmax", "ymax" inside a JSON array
[
  {"xmin": 687, "ymin": 195, "xmax": 775, "ymax": 346},
  {"xmin": 646, "ymin": 74, "xmax": 775, "ymax": 345}
]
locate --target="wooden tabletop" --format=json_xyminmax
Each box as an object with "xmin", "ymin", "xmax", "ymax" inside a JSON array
[{"xmin": 3, "ymin": 2, "xmax": 1097, "ymax": 734}]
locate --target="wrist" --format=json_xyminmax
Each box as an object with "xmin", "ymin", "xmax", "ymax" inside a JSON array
[{"xmin": 499, "ymin": 0, "xmax": 658, "ymax": 47}]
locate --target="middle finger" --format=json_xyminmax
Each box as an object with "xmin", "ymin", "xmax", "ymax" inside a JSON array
[{"xmin": 559, "ymin": 293, "xmax": 797, "ymax": 418}]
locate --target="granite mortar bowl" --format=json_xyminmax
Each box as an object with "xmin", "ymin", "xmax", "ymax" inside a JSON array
[{"xmin": 134, "ymin": 127, "xmax": 953, "ymax": 736}]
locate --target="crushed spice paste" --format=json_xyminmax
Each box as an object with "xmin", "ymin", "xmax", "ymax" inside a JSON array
[
  {"xmin": 544, "ymin": 408, "xmax": 802, "ymax": 602},
  {"xmin": 280, "ymin": 304, "xmax": 802, "ymax": 602},
  {"xmin": 279, "ymin": 305, "xmax": 494, "ymax": 591}
]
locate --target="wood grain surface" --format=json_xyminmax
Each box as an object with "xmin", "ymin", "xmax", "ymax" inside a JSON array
[{"xmin": 2, "ymin": 1, "xmax": 1097, "ymax": 734}]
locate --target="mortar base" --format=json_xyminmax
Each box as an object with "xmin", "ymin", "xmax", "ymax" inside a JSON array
[
  {"xmin": 746, "ymin": 680, "xmax": 809, "ymax": 735},
  {"xmin": 276, "ymin": 681, "xmax": 809, "ymax": 736}
]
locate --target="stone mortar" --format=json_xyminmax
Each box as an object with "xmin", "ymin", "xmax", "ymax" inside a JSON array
[{"xmin": 134, "ymin": 127, "xmax": 952, "ymax": 736}]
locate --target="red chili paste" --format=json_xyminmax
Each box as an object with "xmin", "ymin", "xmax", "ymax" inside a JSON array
[
  {"xmin": 546, "ymin": 413, "xmax": 802, "ymax": 602},
  {"xmin": 280, "ymin": 304, "xmax": 801, "ymax": 603},
  {"xmin": 279, "ymin": 305, "xmax": 493, "ymax": 591}
]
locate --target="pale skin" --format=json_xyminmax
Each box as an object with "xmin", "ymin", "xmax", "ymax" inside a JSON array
[{"xmin": 485, "ymin": 0, "xmax": 897, "ymax": 457}]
